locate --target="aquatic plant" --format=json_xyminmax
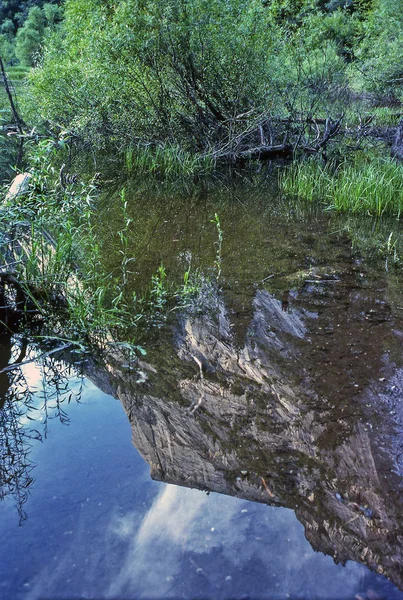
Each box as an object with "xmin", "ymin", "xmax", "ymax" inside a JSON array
[
  {"xmin": 149, "ymin": 264, "xmax": 168, "ymax": 311},
  {"xmin": 116, "ymin": 189, "xmax": 135, "ymax": 289},
  {"xmin": 280, "ymin": 154, "xmax": 403, "ymax": 218},
  {"xmin": 211, "ymin": 213, "xmax": 223, "ymax": 281},
  {"xmin": 0, "ymin": 139, "xmax": 210, "ymax": 351},
  {"xmin": 124, "ymin": 144, "xmax": 215, "ymax": 178},
  {"xmin": 341, "ymin": 214, "xmax": 403, "ymax": 268}
]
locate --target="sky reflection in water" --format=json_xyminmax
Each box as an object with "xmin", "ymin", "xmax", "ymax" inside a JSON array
[{"xmin": 1, "ymin": 359, "xmax": 402, "ymax": 600}]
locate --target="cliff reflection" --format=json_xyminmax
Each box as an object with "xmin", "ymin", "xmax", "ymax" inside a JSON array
[{"xmin": 92, "ymin": 261, "xmax": 403, "ymax": 590}]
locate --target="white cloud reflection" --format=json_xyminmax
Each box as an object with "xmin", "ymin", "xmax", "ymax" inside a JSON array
[
  {"xmin": 106, "ymin": 484, "xmax": 366, "ymax": 600},
  {"xmin": 107, "ymin": 485, "xmax": 210, "ymax": 598}
]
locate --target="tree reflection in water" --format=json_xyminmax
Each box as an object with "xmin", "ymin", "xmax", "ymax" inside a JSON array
[{"xmin": 0, "ymin": 334, "xmax": 84, "ymax": 523}]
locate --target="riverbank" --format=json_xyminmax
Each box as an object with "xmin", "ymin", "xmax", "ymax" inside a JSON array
[{"xmin": 0, "ymin": 139, "xmax": 217, "ymax": 356}]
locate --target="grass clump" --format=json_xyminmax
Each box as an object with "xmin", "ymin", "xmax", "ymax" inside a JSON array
[
  {"xmin": 280, "ymin": 153, "xmax": 403, "ymax": 218},
  {"xmin": 124, "ymin": 144, "xmax": 215, "ymax": 178},
  {"xmin": 4, "ymin": 66, "xmax": 30, "ymax": 82}
]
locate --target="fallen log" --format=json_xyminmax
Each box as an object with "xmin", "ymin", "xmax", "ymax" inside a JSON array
[
  {"xmin": 301, "ymin": 114, "xmax": 344, "ymax": 154},
  {"xmin": 212, "ymin": 113, "xmax": 345, "ymax": 164},
  {"xmin": 230, "ymin": 143, "xmax": 294, "ymax": 161}
]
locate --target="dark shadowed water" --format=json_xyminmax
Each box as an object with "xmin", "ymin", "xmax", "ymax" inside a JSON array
[{"xmin": 2, "ymin": 169, "xmax": 403, "ymax": 599}]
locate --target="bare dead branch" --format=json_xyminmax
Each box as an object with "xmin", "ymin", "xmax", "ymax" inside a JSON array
[{"xmin": 0, "ymin": 57, "xmax": 24, "ymax": 134}]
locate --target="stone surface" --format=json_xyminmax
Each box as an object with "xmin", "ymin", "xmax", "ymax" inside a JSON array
[{"xmin": 5, "ymin": 172, "xmax": 31, "ymax": 201}]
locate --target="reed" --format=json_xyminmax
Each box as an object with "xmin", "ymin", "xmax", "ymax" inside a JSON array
[
  {"xmin": 280, "ymin": 154, "xmax": 403, "ymax": 218},
  {"xmin": 124, "ymin": 144, "xmax": 215, "ymax": 177}
]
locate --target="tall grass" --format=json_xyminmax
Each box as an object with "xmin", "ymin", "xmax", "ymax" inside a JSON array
[
  {"xmin": 124, "ymin": 144, "xmax": 215, "ymax": 177},
  {"xmin": 280, "ymin": 154, "xmax": 403, "ymax": 218},
  {"xmin": 0, "ymin": 67, "xmax": 28, "ymax": 124},
  {"xmin": 4, "ymin": 66, "xmax": 30, "ymax": 82},
  {"xmin": 0, "ymin": 141, "xmax": 126, "ymax": 345}
]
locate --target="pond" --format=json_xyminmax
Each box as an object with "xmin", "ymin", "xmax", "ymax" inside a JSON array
[{"xmin": 2, "ymin": 165, "xmax": 403, "ymax": 599}]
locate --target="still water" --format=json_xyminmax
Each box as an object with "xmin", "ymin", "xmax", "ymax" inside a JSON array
[
  {"xmin": 0, "ymin": 344, "xmax": 401, "ymax": 600},
  {"xmin": 2, "ymin": 170, "xmax": 403, "ymax": 599}
]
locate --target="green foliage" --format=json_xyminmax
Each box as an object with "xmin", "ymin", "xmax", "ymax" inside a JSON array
[
  {"xmin": 0, "ymin": 36, "xmax": 16, "ymax": 65},
  {"xmin": 280, "ymin": 153, "xmax": 403, "ymax": 217},
  {"xmin": 211, "ymin": 213, "xmax": 223, "ymax": 281},
  {"xmin": 23, "ymin": 0, "xmax": 358, "ymax": 152},
  {"xmin": 11, "ymin": 0, "xmax": 403, "ymax": 160},
  {"xmin": 0, "ymin": 19, "xmax": 17, "ymax": 63},
  {"xmin": 320, "ymin": 0, "xmax": 373, "ymax": 13},
  {"xmin": 149, "ymin": 265, "xmax": 168, "ymax": 310},
  {"xmin": 24, "ymin": 0, "xmax": 288, "ymax": 148},
  {"xmin": 0, "ymin": 138, "xmax": 207, "ymax": 347},
  {"xmin": 355, "ymin": 0, "xmax": 403, "ymax": 101},
  {"xmin": 264, "ymin": 0, "xmax": 314, "ymax": 27},
  {"xmin": 15, "ymin": 7, "xmax": 45, "ymax": 66},
  {"xmin": 280, "ymin": 40, "xmax": 348, "ymax": 118},
  {"xmin": 124, "ymin": 144, "xmax": 214, "ymax": 177},
  {"xmin": 14, "ymin": 3, "xmax": 63, "ymax": 67},
  {"xmin": 298, "ymin": 9, "xmax": 363, "ymax": 61},
  {"xmin": 0, "ymin": 1, "xmax": 62, "ymax": 65},
  {"xmin": 264, "ymin": 0, "xmax": 372, "ymax": 27},
  {"xmin": 0, "ymin": 0, "xmax": 61, "ymax": 29},
  {"xmin": 3, "ymin": 64, "xmax": 30, "ymax": 81},
  {"xmin": 0, "ymin": 139, "xmax": 130, "ymax": 342}
]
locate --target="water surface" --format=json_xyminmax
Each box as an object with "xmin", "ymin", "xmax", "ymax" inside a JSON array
[{"xmin": 2, "ymin": 170, "xmax": 403, "ymax": 599}]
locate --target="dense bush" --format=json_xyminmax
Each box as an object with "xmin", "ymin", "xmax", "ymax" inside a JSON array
[
  {"xmin": 5, "ymin": 0, "xmax": 403, "ymax": 151},
  {"xmin": 0, "ymin": 18, "xmax": 16, "ymax": 64},
  {"xmin": 15, "ymin": 3, "xmax": 63, "ymax": 66},
  {"xmin": 0, "ymin": 2, "xmax": 63, "ymax": 66},
  {"xmin": 21, "ymin": 0, "xmax": 353, "ymax": 150},
  {"xmin": 356, "ymin": 0, "xmax": 403, "ymax": 101},
  {"xmin": 0, "ymin": 0, "xmax": 61, "ymax": 29}
]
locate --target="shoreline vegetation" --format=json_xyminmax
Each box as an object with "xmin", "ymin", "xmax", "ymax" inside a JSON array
[
  {"xmin": 1, "ymin": 1, "xmax": 403, "ymax": 156},
  {"xmin": 2, "ymin": 2, "xmax": 403, "ymax": 181},
  {"xmin": 280, "ymin": 152, "xmax": 403, "ymax": 218},
  {"xmin": 0, "ymin": 140, "xmax": 216, "ymax": 355}
]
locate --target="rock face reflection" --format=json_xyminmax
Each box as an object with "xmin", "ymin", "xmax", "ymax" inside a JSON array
[{"xmin": 90, "ymin": 261, "xmax": 403, "ymax": 589}]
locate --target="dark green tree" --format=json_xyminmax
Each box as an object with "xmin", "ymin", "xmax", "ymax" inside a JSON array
[
  {"xmin": 0, "ymin": 0, "xmax": 61, "ymax": 28},
  {"xmin": 0, "ymin": 19, "xmax": 16, "ymax": 63},
  {"xmin": 14, "ymin": 3, "xmax": 63, "ymax": 66}
]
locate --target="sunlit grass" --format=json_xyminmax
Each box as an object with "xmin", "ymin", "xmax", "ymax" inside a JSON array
[
  {"xmin": 280, "ymin": 153, "xmax": 403, "ymax": 218},
  {"xmin": 370, "ymin": 106, "xmax": 402, "ymax": 126},
  {"xmin": 4, "ymin": 66, "xmax": 30, "ymax": 81}
]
